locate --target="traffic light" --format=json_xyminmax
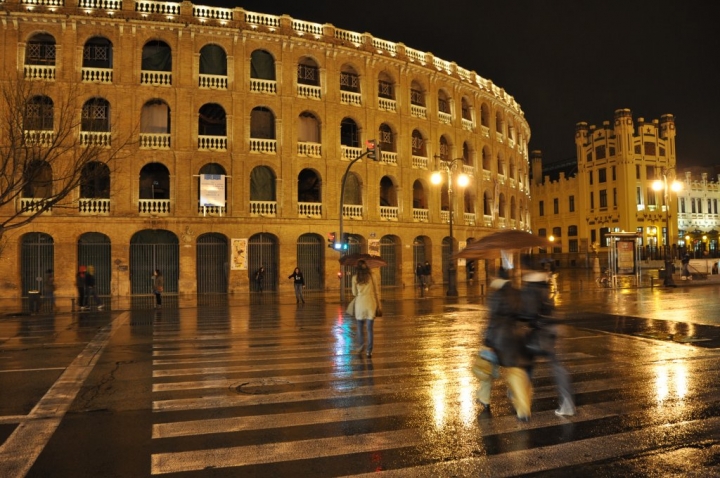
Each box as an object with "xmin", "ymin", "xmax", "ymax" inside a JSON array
[
  {"xmin": 341, "ymin": 233, "xmax": 350, "ymax": 250},
  {"xmin": 366, "ymin": 139, "xmax": 380, "ymax": 161},
  {"xmin": 328, "ymin": 232, "xmax": 336, "ymax": 249}
]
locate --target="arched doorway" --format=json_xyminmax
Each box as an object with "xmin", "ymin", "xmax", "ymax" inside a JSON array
[
  {"xmin": 130, "ymin": 230, "xmax": 179, "ymax": 296},
  {"xmin": 21, "ymin": 233, "xmax": 54, "ymax": 309},
  {"xmin": 297, "ymin": 233, "xmax": 324, "ymax": 290},
  {"xmin": 78, "ymin": 232, "xmax": 111, "ymax": 296},
  {"xmin": 380, "ymin": 235, "xmax": 400, "ymax": 287},
  {"xmin": 248, "ymin": 233, "xmax": 278, "ymax": 292},
  {"xmin": 413, "ymin": 236, "xmax": 431, "ymax": 286},
  {"xmin": 196, "ymin": 233, "xmax": 228, "ymax": 294}
]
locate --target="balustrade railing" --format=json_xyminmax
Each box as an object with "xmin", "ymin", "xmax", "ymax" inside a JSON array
[
  {"xmin": 250, "ymin": 78, "xmax": 277, "ymax": 94},
  {"xmin": 297, "ymin": 142, "xmax": 321, "ymax": 157},
  {"xmin": 298, "ymin": 202, "xmax": 322, "ymax": 217},
  {"xmin": 438, "ymin": 111, "xmax": 452, "ymax": 125},
  {"xmin": 249, "ymin": 200, "xmax": 276, "ymax": 216},
  {"xmin": 249, "ymin": 138, "xmax": 277, "ymax": 154},
  {"xmin": 380, "ymin": 206, "xmax": 398, "ymax": 221},
  {"xmin": 440, "ymin": 210, "xmax": 449, "ymax": 224},
  {"xmin": 342, "ymin": 204, "xmax": 363, "ymax": 219},
  {"xmin": 410, "ymin": 104, "xmax": 427, "ymax": 118},
  {"xmin": 464, "ymin": 212, "xmax": 476, "ymax": 226},
  {"xmin": 198, "ymin": 135, "xmax": 228, "ymax": 151},
  {"xmin": 198, "ymin": 204, "xmax": 226, "ymax": 216},
  {"xmin": 340, "ymin": 91, "xmax": 362, "ymax": 105},
  {"xmin": 79, "ymin": 198, "xmax": 110, "ymax": 215},
  {"xmin": 135, "ymin": 0, "xmax": 180, "ymax": 15},
  {"xmin": 413, "ymin": 208, "xmax": 429, "ymax": 222},
  {"xmin": 199, "ymin": 74, "xmax": 228, "ymax": 89},
  {"xmin": 380, "ymin": 151, "xmax": 397, "ymax": 166},
  {"xmin": 481, "ymin": 125, "xmax": 490, "ymax": 137},
  {"xmin": 81, "ymin": 67, "xmax": 113, "ymax": 83},
  {"xmin": 484, "ymin": 215, "xmax": 493, "ymax": 227},
  {"xmin": 138, "ymin": 199, "xmax": 170, "ymax": 215},
  {"xmin": 292, "ymin": 19, "xmax": 324, "ymax": 36},
  {"xmin": 24, "ymin": 130, "xmax": 54, "ymax": 145},
  {"xmin": 24, "ymin": 65, "xmax": 55, "ymax": 80},
  {"xmin": 297, "ymin": 84, "xmax": 321, "ymax": 99},
  {"xmin": 245, "ymin": 11, "xmax": 281, "ymax": 28},
  {"xmin": 193, "ymin": 4, "xmax": 233, "ymax": 21},
  {"xmin": 378, "ymin": 98, "xmax": 396, "ymax": 112},
  {"xmin": 78, "ymin": 0, "xmax": 122, "ymax": 9},
  {"xmin": 495, "ymin": 131, "xmax": 504, "ymax": 143},
  {"xmin": 80, "ymin": 131, "xmax": 111, "ymax": 147},
  {"xmin": 462, "ymin": 164, "xmax": 475, "ymax": 176},
  {"xmin": 18, "ymin": 198, "xmax": 51, "ymax": 214},
  {"xmin": 412, "ymin": 155, "xmax": 428, "ymax": 169},
  {"xmin": 140, "ymin": 70, "xmax": 171, "ymax": 86},
  {"xmin": 139, "ymin": 133, "xmax": 171, "ymax": 149},
  {"xmin": 462, "ymin": 118, "xmax": 473, "ymax": 131},
  {"xmin": 341, "ymin": 145, "xmax": 362, "ymax": 161}
]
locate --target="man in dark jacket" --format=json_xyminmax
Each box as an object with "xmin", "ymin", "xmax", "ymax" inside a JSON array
[{"xmin": 474, "ymin": 272, "xmax": 533, "ymax": 421}]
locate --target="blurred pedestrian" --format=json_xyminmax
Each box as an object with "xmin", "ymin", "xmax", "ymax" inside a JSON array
[
  {"xmin": 255, "ymin": 266, "xmax": 265, "ymax": 292},
  {"xmin": 44, "ymin": 269, "xmax": 57, "ymax": 313},
  {"xmin": 77, "ymin": 266, "xmax": 87, "ymax": 310},
  {"xmin": 415, "ymin": 262, "xmax": 425, "ymax": 294},
  {"xmin": 473, "ymin": 269, "xmax": 534, "ymax": 421},
  {"xmin": 152, "ymin": 269, "xmax": 163, "ymax": 308},
  {"xmin": 351, "ymin": 260, "xmax": 381, "ymax": 358},
  {"xmin": 681, "ymin": 254, "xmax": 691, "ymax": 280},
  {"xmin": 85, "ymin": 265, "xmax": 104, "ymax": 310},
  {"xmin": 288, "ymin": 267, "xmax": 305, "ymax": 303},
  {"xmin": 423, "ymin": 261, "xmax": 432, "ymax": 289},
  {"xmin": 520, "ymin": 256, "xmax": 575, "ymax": 416}
]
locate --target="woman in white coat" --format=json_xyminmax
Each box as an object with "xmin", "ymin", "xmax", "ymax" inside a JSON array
[{"xmin": 352, "ymin": 260, "xmax": 380, "ymax": 357}]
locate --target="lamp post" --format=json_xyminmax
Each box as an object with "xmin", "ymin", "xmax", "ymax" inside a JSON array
[
  {"xmin": 653, "ymin": 168, "xmax": 683, "ymax": 287},
  {"xmin": 431, "ymin": 157, "xmax": 469, "ymax": 297}
]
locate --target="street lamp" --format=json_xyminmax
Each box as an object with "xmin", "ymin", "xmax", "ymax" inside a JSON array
[
  {"xmin": 431, "ymin": 157, "xmax": 469, "ymax": 297},
  {"xmin": 652, "ymin": 168, "xmax": 683, "ymax": 287}
]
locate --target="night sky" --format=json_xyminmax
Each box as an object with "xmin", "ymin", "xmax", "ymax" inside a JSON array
[{"xmin": 205, "ymin": 1, "xmax": 718, "ymax": 168}]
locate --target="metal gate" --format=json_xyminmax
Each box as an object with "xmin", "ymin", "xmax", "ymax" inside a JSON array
[
  {"xmin": 130, "ymin": 230, "xmax": 179, "ymax": 295},
  {"xmin": 21, "ymin": 233, "xmax": 54, "ymax": 302},
  {"xmin": 413, "ymin": 236, "xmax": 429, "ymax": 286},
  {"xmin": 297, "ymin": 233, "xmax": 324, "ymax": 290},
  {"xmin": 341, "ymin": 235, "xmax": 362, "ymax": 290},
  {"xmin": 78, "ymin": 232, "xmax": 111, "ymax": 296},
  {"xmin": 248, "ymin": 233, "xmax": 278, "ymax": 292},
  {"xmin": 442, "ymin": 237, "xmax": 451, "ymax": 284},
  {"xmin": 380, "ymin": 236, "xmax": 398, "ymax": 286},
  {"xmin": 196, "ymin": 233, "xmax": 228, "ymax": 294}
]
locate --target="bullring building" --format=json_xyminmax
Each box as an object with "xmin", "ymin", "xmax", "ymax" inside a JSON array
[{"xmin": 0, "ymin": 0, "xmax": 531, "ymax": 305}]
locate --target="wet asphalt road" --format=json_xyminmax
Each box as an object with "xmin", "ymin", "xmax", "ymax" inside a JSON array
[{"xmin": 1, "ymin": 271, "xmax": 720, "ymax": 477}]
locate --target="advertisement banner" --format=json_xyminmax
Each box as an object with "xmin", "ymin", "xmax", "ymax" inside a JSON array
[
  {"xmin": 200, "ymin": 174, "xmax": 225, "ymax": 208},
  {"xmin": 231, "ymin": 238, "xmax": 248, "ymax": 270}
]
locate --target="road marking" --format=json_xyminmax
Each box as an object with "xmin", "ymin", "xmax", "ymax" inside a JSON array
[
  {"xmin": 0, "ymin": 312, "xmax": 129, "ymax": 478},
  {"xmin": 0, "ymin": 367, "xmax": 65, "ymax": 373}
]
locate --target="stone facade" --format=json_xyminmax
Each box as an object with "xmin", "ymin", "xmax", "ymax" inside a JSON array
[{"xmin": 0, "ymin": 0, "xmax": 531, "ymax": 303}]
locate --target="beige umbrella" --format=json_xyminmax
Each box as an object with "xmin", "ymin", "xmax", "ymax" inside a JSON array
[
  {"xmin": 339, "ymin": 253, "xmax": 388, "ymax": 268},
  {"xmin": 455, "ymin": 230, "xmax": 552, "ymax": 260}
]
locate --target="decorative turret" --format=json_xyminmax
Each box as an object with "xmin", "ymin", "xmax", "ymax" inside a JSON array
[
  {"xmin": 660, "ymin": 114, "xmax": 675, "ymax": 140},
  {"xmin": 531, "ymin": 150, "xmax": 543, "ymax": 186}
]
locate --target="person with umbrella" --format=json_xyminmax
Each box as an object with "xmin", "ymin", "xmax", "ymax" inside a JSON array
[{"xmin": 350, "ymin": 260, "xmax": 381, "ymax": 358}]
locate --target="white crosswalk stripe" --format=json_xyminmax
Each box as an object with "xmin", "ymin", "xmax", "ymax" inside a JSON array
[{"xmin": 150, "ymin": 309, "xmax": 720, "ymax": 476}]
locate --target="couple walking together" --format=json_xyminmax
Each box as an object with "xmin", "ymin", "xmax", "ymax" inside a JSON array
[{"xmin": 474, "ymin": 258, "xmax": 575, "ymax": 421}]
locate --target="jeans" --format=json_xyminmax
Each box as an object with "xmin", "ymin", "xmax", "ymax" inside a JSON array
[
  {"xmin": 293, "ymin": 283, "xmax": 304, "ymax": 302},
  {"xmin": 356, "ymin": 319, "xmax": 374, "ymax": 352}
]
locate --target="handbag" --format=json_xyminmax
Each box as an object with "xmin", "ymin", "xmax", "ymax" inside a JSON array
[
  {"xmin": 370, "ymin": 274, "xmax": 382, "ymax": 317},
  {"xmin": 345, "ymin": 298, "xmax": 356, "ymax": 317}
]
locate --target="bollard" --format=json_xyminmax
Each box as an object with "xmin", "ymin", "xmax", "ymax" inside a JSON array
[{"xmin": 71, "ymin": 297, "xmax": 75, "ymax": 312}]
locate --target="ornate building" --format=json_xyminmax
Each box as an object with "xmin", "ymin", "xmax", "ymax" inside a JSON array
[
  {"xmin": 531, "ymin": 108, "xmax": 720, "ymax": 268},
  {"xmin": 0, "ymin": 0, "xmax": 531, "ymax": 304}
]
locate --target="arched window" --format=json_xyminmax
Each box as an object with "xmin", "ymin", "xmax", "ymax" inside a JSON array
[
  {"xmin": 495, "ymin": 110, "xmax": 504, "ymax": 135},
  {"xmin": 297, "ymin": 57, "xmax": 319, "ymax": 86},
  {"xmin": 340, "ymin": 117, "xmax": 359, "ymax": 147},
  {"xmin": 25, "ymin": 95, "xmax": 54, "ymax": 131},
  {"xmin": 23, "ymin": 160, "xmax": 52, "ymax": 198},
  {"xmin": 461, "ymin": 97, "xmax": 472, "ymax": 121},
  {"xmin": 413, "ymin": 180, "xmax": 427, "ymax": 209},
  {"xmin": 82, "ymin": 36, "xmax": 113, "ymax": 69},
  {"xmin": 480, "ymin": 103, "xmax": 490, "ymax": 127},
  {"xmin": 198, "ymin": 163, "xmax": 227, "ymax": 214},
  {"xmin": 298, "ymin": 169, "xmax": 321, "ymax": 203},
  {"xmin": 80, "ymin": 162, "xmax": 110, "ymax": 199},
  {"xmin": 510, "ymin": 196, "xmax": 517, "ymax": 219},
  {"xmin": 482, "ymin": 147, "xmax": 491, "ymax": 170},
  {"xmin": 199, "ymin": 44, "xmax": 227, "ymax": 76},
  {"xmin": 250, "ymin": 166, "xmax": 276, "ymax": 201},
  {"xmin": 298, "ymin": 112, "xmax": 320, "ymax": 143},
  {"xmin": 141, "ymin": 99, "xmax": 170, "ymax": 134},
  {"xmin": 380, "ymin": 176, "xmax": 397, "ymax": 207},
  {"xmin": 250, "ymin": 106, "xmax": 275, "ymax": 139},
  {"xmin": 141, "ymin": 40, "xmax": 172, "ymax": 72},
  {"xmin": 438, "ymin": 89, "xmax": 451, "ymax": 114},
  {"xmin": 199, "ymin": 103, "xmax": 227, "ymax": 136},
  {"xmin": 498, "ymin": 193, "xmax": 506, "ymax": 218},
  {"xmin": 439, "ymin": 136, "xmax": 450, "ymax": 161},
  {"xmin": 483, "ymin": 190, "xmax": 492, "ymax": 215},
  {"xmin": 81, "ymin": 97, "xmax": 110, "ymax": 132},
  {"xmin": 379, "ymin": 123, "xmax": 394, "ymax": 153},
  {"xmin": 250, "ymin": 50, "xmax": 275, "ymax": 80},
  {"xmin": 139, "ymin": 163, "xmax": 170, "ymax": 200},
  {"xmin": 340, "ymin": 64, "xmax": 360, "ymax": 92},
  {"xmin": 411, "ymin": 130, "xmax": 426, "ymax": 157},
  {"xmin": 25, "ymin": 33, "xmax": 56, "ymax": 66},
  {"xmin": 378, "ymin": 71, "xmax": 394, "ymax": 99},
  {"xmin": 410, "ymin": 80, "xmax": 425, "ymax": 106}
]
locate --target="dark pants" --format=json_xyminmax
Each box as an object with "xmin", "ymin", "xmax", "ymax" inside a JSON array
[
  {"xmin": 154, "ymin": 291, "xmax": 162, "ymax": 305},
  {"xmin": 77, "ymin": 287, "xmax": 86, "ymax": 307}
]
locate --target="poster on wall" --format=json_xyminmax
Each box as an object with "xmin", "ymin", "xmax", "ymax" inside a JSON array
[
  {"xmin": 616, "ymin": 240, "xmax": 635, "ymax": 275},
  {"xmin": 200, "ymin": 174, "xmax": 225, "ymax": 209},
  {"xmin": 368, "ymin": 239, "xmax": 380, "ymax": 256},
  {"xmin": 231, "ymin": 238, "xmax": 248, "ymax": 270}
]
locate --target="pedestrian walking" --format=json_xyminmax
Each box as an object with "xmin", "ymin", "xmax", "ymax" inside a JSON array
[
  {"xmin": 351, "ymin": 260, "xmax": 381, "ymax": 358},
  {"xmin": 85, "ymin": 266, "xmax": 104, "ymax": 310},
  {"xmin": 255, "ymin": 266, "xmax": 265, "ymax": 292},
  {"xmin": 520, "ymin": 256, "xmax": 575, "ymax": 417},
  {"xmin": 43, "ymin": 269, "xmax": 57, "ymax": 313},
  {"xmin": 77, "ymin": 266, "xmax": 87, "ymax": 310},
  {"xmin": 423, "ymin": 261, "xmax": 432, "ymax": 290},
  {"xmin": 681, "ymin": 254, "xmax": 691, "ymax": 280},
  {"xmin": 473, "ymin": 269, "xmax": 534, "ymax": 421},
  {"xmin": 152, "ymin": 269, "xmax": 164, "ymax": 308},
  {"xmin": 415, "ymin": 262, "xmax": 426, "ymax": 295},
  {"xmin": 288, "ymin": 267, "xmax": 305, "ymax": 303}
]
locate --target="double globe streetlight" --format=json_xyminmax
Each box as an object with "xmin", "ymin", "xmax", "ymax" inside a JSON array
[
  {"xmin": 431, "ymin": 157, "xmax": 469, "ymax": 297},
  {"xmin": 652, "ymin": 167, "xmax": 683, "ymax": 287}
]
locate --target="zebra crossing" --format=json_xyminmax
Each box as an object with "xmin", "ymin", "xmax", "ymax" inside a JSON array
[{"xmin": 149, "ymin": 305, "xmax": 720, "ymax": 476}]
